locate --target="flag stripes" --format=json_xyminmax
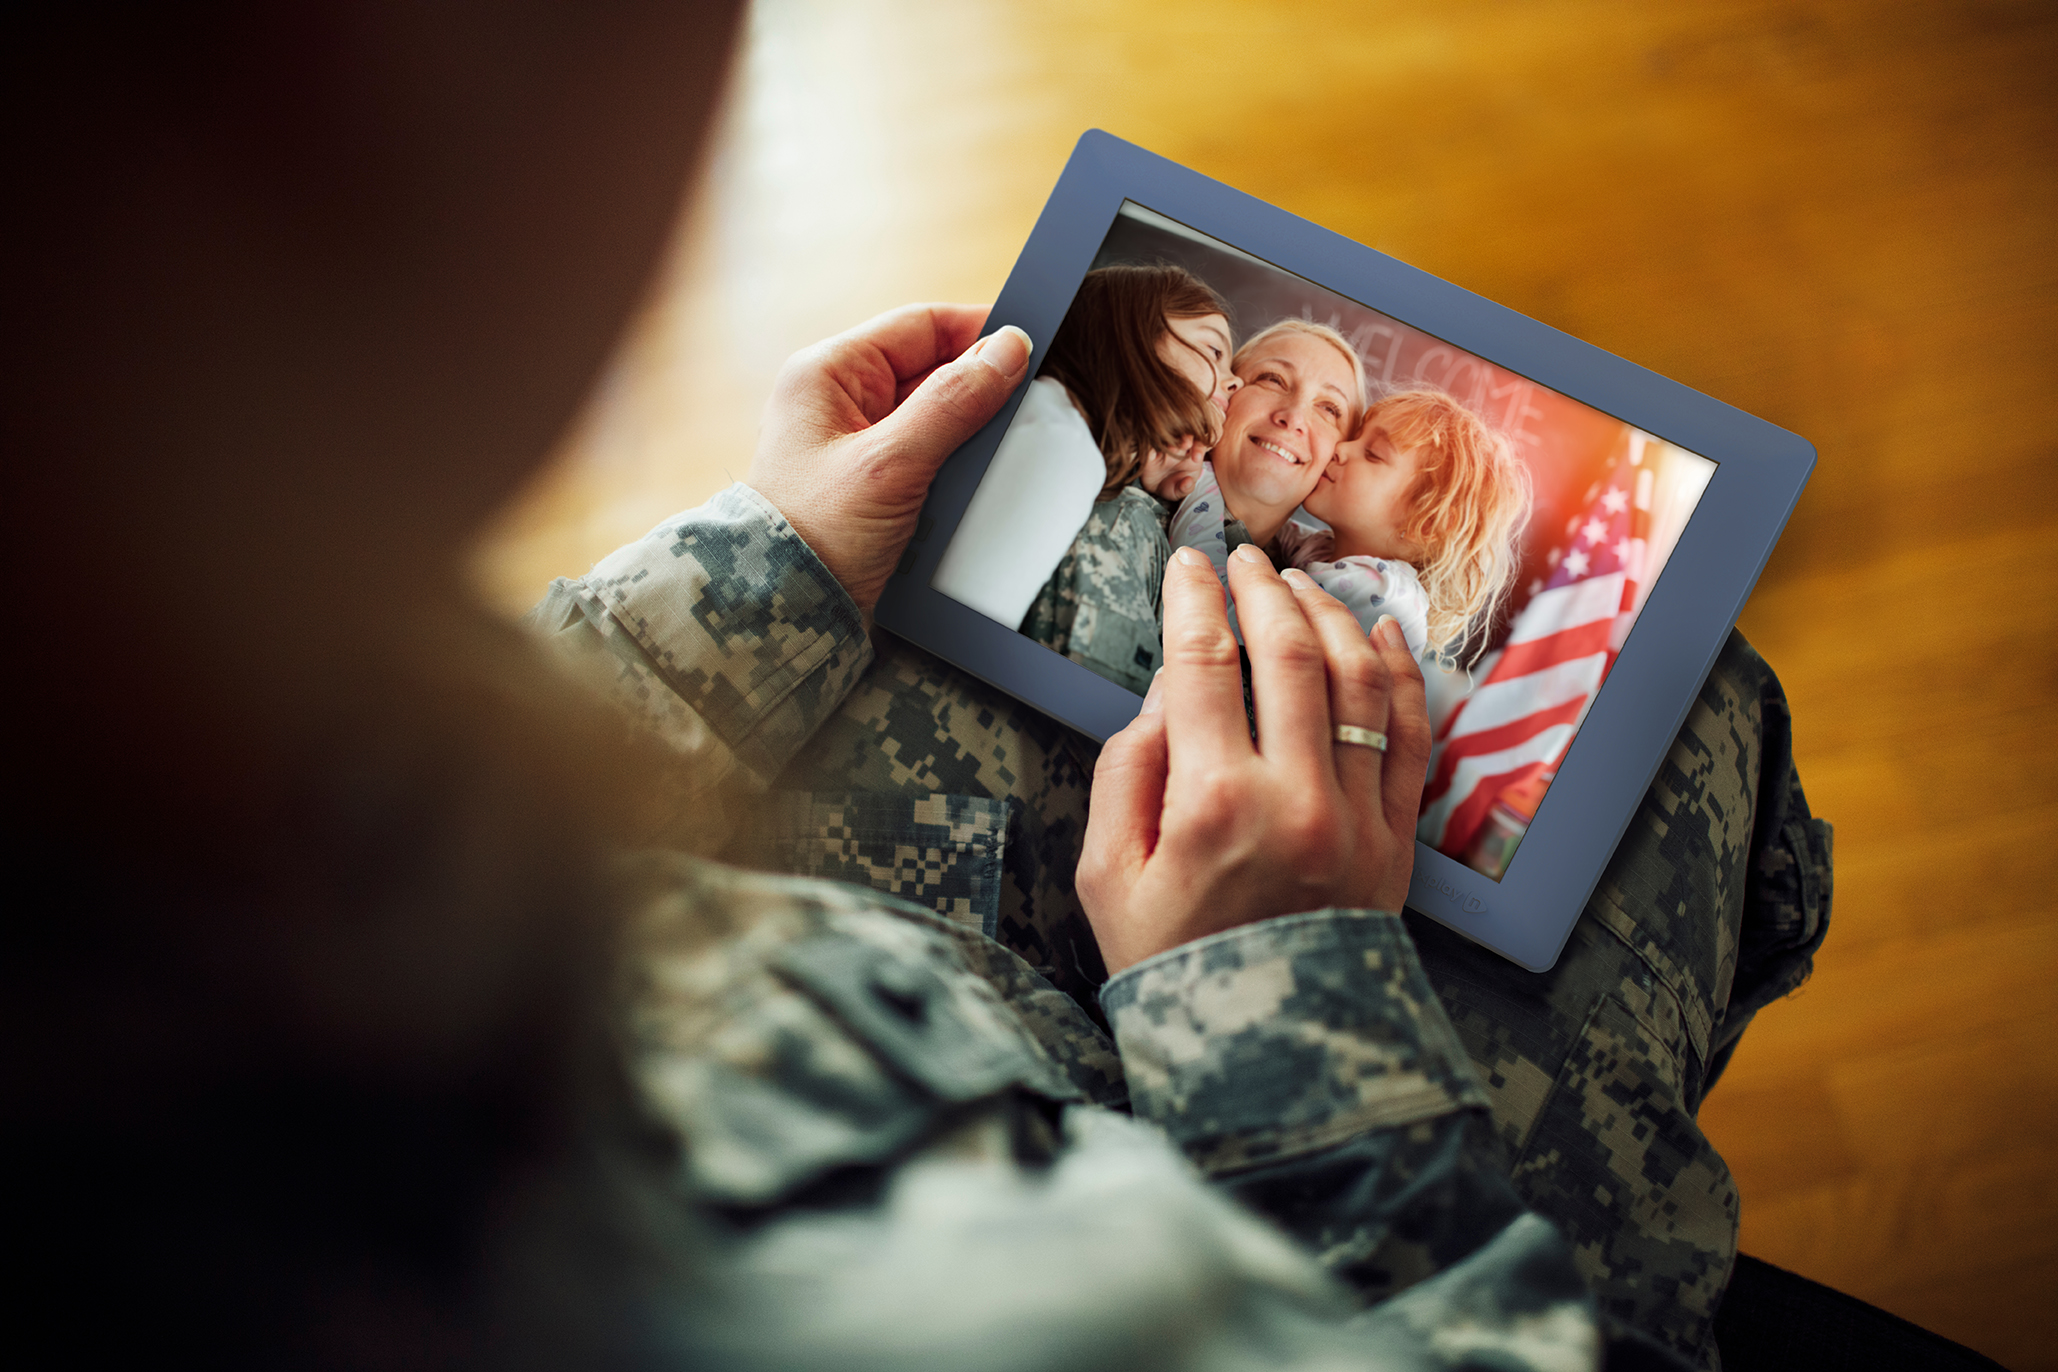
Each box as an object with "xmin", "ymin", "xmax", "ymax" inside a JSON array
[{"xmin": 1417, "ymin": 434, "xmax": 1654, "ymax": 865}]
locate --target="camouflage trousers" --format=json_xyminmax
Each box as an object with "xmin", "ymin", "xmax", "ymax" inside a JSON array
[{"xmin": 752, "ymin": 628, "xmax": 1833, "ymax": 1370}]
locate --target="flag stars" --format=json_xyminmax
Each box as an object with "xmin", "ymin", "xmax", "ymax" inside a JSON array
[
  {"xmin": 1613, "ymin": 536, "xmax": 1634, "ymax": 569},
  {"xmin": 1601, "ymin": 486, "xmax": 1629, "ymax": 515},
  {"xmin": 1580, "ymin": 516, "xmax": 1609, "ymax": 546},
  {"xmin": 1564, "ymin": 548, "xmax": 1591, "ymax": 577}
]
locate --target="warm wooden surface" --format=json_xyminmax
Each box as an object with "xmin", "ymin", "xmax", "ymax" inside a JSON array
[{"xmin": 473, "ymin": 3, "xmax": 2058, "ymax": 1365}]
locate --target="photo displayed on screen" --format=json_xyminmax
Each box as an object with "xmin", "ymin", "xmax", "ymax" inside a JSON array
[{"xmin": 931, "ymin": 201, "xmax": 1717, "ymax": 882}]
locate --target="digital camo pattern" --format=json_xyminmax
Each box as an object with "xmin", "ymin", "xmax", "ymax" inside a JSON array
[
  {"xmin": 762, "ymin": 619, "xmax": 1822, "ymax": 1366},
  {"xmin": 533, "ymin": 486, "xmax": 1107, "ymax": 1010},
  {"xmin": 1404, "ymin": 630, "xmax": 1834, "ymax": 1370},
  {"xmin": 1019, "ymin": 483, "xmax": 1172, "ymax": 695},
  {"xmin": 537, "ymin": 490, "xmax": 1821, "ymax": 1370},
  {"xmin": 1711, "ymin": 653, "xmax": 1834, "ymax": 1077},
  {"xmin": 771, "ymin": 636, "xmax": 1109, "ymax": 1015},
  {"xmin": 618, "ymin": 851, "xmax": 1083, "ymax": 1207},
  {"xmin": 894, "ymin": 896, "xmax": 1129, "ymax": 1110},
  {"xmin": 741, "ymin": 790, "xmax": 1011, "ymax": 939},
  {"xmin": 619, "ymin": 856, "xmax": 1603, "ymax": 1372},
  {"xmin": 1229, "ymin": 1108, "xmax": 1537, "ymax": 1308},
  {"xmin": 1164, "ymin": 461, "xmax": 1280, "ymax": 650},
  {"xmin": 1102, "ymin": 910, "xmax": 1490, "ymax": 1176},
  {"xmin": 1101, "ymin": 909, "xmax": 1561, "ymax": 1310},
  {"xmin": 1349, "ymin": 1213, "xmax": 1600, "ymax": 1372},
  {"xmin": 684, "ymin": 1110, "xmax": 1599, "ymax": 1372},
  {"xmin": 529, "ymin": 484, "xmax": 882, "ymax": 855},
  {"xmin": 531, "ymin": 575, "xmax": 721, "ymax": 784},
  {"xmin": 736, "ymin": 794, "xmax": 1131, "ymax": 1108},
  {"xmin": 558, "ymin": 485, "xmax": 875, "ymax": 786}
]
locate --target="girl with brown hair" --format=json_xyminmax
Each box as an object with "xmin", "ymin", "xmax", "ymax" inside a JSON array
[
  {"xmin": 934, "ymin": 263, "xmax": 1235, "ymax": 647},
  {"xmin": 1043, "ymin": 263, "xmax": 1238, "ymax": 501}
]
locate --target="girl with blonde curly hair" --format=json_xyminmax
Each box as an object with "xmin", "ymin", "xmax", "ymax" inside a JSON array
[{"xmin": 1287, "ymin": 386, "xmax": 1533, "ymax": 666}]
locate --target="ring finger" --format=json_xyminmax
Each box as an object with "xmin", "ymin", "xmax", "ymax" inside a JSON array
[{"xmin": 1280, "ymin": 568, "xmax": 1393, "ymax": 810}]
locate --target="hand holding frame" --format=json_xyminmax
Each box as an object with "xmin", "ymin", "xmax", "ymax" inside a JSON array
[{"xmin": 747, "ymin": 304, "xmax": 1032, "ymax": 614}]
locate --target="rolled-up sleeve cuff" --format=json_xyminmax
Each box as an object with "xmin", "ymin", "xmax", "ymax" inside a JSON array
[
  {"xmin": 1099, "ymin": 909, "xmax": 1491, "ymax": 1176},
  {"xmin": 573, "ymin": 484, "xmax": 873, "ymax": 782}
]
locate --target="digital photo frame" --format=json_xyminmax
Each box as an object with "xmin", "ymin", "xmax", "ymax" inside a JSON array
[{"xmin": 875, "ymin": 130, "xmax": 1814, "ymax": 971}]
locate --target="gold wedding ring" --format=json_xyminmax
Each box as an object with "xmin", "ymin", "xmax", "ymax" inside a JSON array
[{"xmin": 1333, "ymin": 724, "xmax": 1389, "ymax": 752}]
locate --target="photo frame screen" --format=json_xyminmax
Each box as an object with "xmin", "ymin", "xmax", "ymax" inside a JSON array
[{"xmin": 931, "ymin": 202, "xmax": 1716, "ymax": 883}]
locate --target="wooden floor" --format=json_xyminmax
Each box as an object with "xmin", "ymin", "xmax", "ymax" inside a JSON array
[{"xmin": 473, "ymin": 3, "xmax": 2058, "ymax": 1365}]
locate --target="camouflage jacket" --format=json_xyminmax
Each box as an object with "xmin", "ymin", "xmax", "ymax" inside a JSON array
[
  {"xmin": 1018, "ymin": 483, "xmax": 1170, "ymax": 695},
  {"xmin": 529, "ymin": 484, "xmax": 1628, "ymax": 1371}
]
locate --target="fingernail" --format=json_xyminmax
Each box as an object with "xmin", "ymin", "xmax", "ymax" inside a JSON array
[
  {"xmin": 1140, "ymin": 668, "xmax": 1165, "ymax": 714},
  {"xmin": 975, "ymin": 325, "xmax": 1032, "ymax": 377},
  {"xmin": 1282, "ymin": 567, "xmax": 1315, "ymax": 589},
  {"xmin": 1174, "ymin": 546, "xmax": 1208, "ymax": 568},
  {"xmin": 1231, "ymin": 543, "xmax": 1270, "ymax": 567},
  {"xmin": 1375, "ymin": 614, "xmax": 1403, "ymax": 647}
]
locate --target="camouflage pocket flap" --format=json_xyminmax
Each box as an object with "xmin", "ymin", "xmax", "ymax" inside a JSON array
[
  {"xmin": 625, "ymin": 858, "xmax": 1060, "ymax": 1208},
  {"xmin": 1069, "ymin": 601, "xmax": 1160, "ymax": 696},
  {"xmin": 774, "ymin": 933, "xmax": 1038, "ymax": 1104},
  {"xmin": 754, "ymin": 791, "xmax": 1010, "ymax": 940}
]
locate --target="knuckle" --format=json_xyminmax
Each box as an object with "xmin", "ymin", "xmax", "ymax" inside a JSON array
[
  {"xmin": 850, "ymin": 443, "xmax": 908, "ymax": 489},
  {"xmin": 773, "ymin": 341, "xmax": 832, "ymax": 393},
  {"xmin": 1291, "ymin": 582, "xmax": 1345, "ymax": 620},
  {"xmin": 1095, "ymin": 723, "xmax": 1152, "ymax": 772},
  {"xmin": 1277, "ymin": 797, "xmax": 1329, "ymax": 848},
  {"xmin": 1342, "ymin": 650, "xmax": 1393, "ymax": 698},
  {"xmin": 1396, "ymin": 710, "xmax": 1433, "ymax": 750},
  {"xmin": 1182, "ymin": 773, "xmax": 1243, "ymax": 838},
  {"xmin": 1164, "ymin": 619, "xmax": 1241, "ymax": 668},
  {"xmin": 1278, "ymin": 800, "xmax": 1346, "ymax": 872},
  {"xmin": 1074, "ymin": 847, "xmax": 1110, "ymax": 902},
  {"xmin": 1260, "ymin": 630, "xmax": 1327, "ymax": 674},
  {"xmin": 930, "ymin": 358, "xmax": 1001, "ymax": 415},
  {"xmin": 922, "ymin": 363, "xmax": 976, "ymax": 413}
]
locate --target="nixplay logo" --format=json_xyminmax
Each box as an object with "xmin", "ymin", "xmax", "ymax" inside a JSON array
[{"xmin": 1420, "ymin": 873, "xmax": 1487, "ymax": 915}]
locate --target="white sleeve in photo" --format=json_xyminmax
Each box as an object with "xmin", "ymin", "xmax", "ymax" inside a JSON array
[{"xmin": 930, "ymin": 377, "xmax": 1108, "ymax": 629}]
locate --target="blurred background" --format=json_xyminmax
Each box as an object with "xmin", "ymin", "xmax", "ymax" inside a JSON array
[{"xmin": 471, "ymin": 2, "xmax": 2058, "ymax": 1364}]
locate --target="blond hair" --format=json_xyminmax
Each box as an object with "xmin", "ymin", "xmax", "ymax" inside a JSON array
[
  {"xmin": 1368, "ymin": 387, "xmax": 1533, "ymax": 662},
  {"xmin": 1231, "ymin": 318, "xmax": 1367, "ymax": 424}
]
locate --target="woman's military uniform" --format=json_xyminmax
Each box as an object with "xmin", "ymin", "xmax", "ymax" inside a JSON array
[{"xmin": 533, "ymin": 485, "xmax": 1833, "ymax": 1371}]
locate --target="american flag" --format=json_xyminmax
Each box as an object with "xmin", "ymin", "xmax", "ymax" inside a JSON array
[{"xmin": 1416, "ymin": 432, "xmax": 1655, "ymax": 865}]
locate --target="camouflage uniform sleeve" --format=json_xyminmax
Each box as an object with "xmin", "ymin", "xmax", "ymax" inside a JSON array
[
  {"xmin": 1101, "ymin": 908, "xmax": 1621, "ymax": 1330},
  {"xmin": 526, "ymin": 484, "xmax": 874, "ymax": 796}
]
